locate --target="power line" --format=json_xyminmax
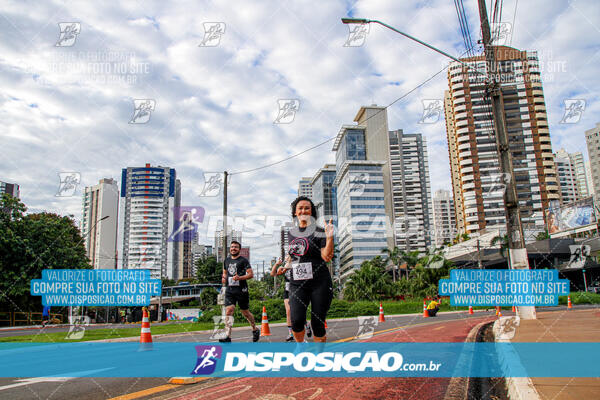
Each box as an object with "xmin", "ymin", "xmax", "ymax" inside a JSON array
[{"xmin": 230, "ymin": 57, "xmax": 457, "ymax": 176}]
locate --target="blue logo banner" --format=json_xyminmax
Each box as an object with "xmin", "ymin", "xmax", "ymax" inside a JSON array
[
  {"xmin": 30, "ymin": 269, "xmax": 161, "ymax": 306},
  {"xmin": 439, "ymin": 269, "xmax": 570, "ymax": 306},
  {"xmin": 0, "ymin": 342, "xmax": 597, "ymax": 378}
]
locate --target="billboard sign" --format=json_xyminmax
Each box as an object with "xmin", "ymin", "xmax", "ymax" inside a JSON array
[{"xmin": 546, "ymin": 197, "xmax": 596, "ymax": 235}]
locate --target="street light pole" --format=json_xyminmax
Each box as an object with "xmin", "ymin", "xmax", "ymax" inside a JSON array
[{"xmin": 342, "ymin": 9, "xmax": 536, "ymax": 320}]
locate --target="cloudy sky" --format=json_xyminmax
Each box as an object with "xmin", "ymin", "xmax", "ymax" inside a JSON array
[{"xmin": 1, "ymin": 0, "xmax": 599, "ymax": 270}]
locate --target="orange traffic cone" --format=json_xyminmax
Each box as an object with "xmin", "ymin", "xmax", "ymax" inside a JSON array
[
  {"xmin": 260, "ymin": 306, "xmax": 271, "ymax": 336},
  {"xmin": 139, "ymin": 307, "xmax": 153, "ymax": 351},
  {"xmin": 567, "ymin": 295, "xmax": 572, "ymax": 309},
  {"xmin": 495, "ymin": 306, "xmax": 499, "ymax": 316},
  {"xmin": 497, "ymin": 308, "xmax": 502, "ymax": 317},
  {"xmin": 324, "ymin": 320, "xmax": 328, "ymax": 329},
  {"xmin": 468, "ymin": 305, "xmax": 474, "ymax": 315},
  {"xmin": 379, "ymin": 302, "xmax": 385, "ymax": 322},
  {"xmin": 423, "ymin": 300, "xmax": 429, "ymax": 318},
  {"xmin": 512, "ymin": 305, "xmax": 516, "ymax": 313}
]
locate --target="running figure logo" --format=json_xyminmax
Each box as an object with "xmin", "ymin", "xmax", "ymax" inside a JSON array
[
  {"xmin": 274, "ymin": 99, "xmax": 300, "ymax": 124},
  {"xmin": 419, "ymin": 99, "xmax": 443, "ymax": 124},
  {"xmin": 168, "ymin": 206, "xmax": 205, "ymax": 242},
  {"xmin": 191, "ymin": 345, "xmax": 222, "ymax": 375},
  {"xmin": 55, "ymin": 23, "xmax": 81, "ymax": 47},
  {"xmin": 199, "ymin": 22, "xmax": 226, "ymax": 47},
  {"xmin": 356, "ymin": 316, "xmax": 378, "ymax": 339},
  {"xmin": 199, "ymin": 172, "xmax": 223, "ymax": 197},
  {"xmin": 129, "ymin": 99, "xmax": 156, "ymax": 124},
  {"xmin": 490, "ymin": 22, "xmax": 513, "ymax": 46},
  {"xmin": 56, "ymin": 172, "xmax": 81, "ymax": 197},
  {"xmin": 560, "ymin": 99, "xmax": 586, "ymax": 124},
  {"xmin": 343, "ymin": 23, "xmax": 370, "ymax": 47}
]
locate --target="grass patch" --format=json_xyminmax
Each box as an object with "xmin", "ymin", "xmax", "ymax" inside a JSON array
[
  {"xmin": 3, "ymin": 292, "xmax": 597, "ymax": 342},
  {"xmin": 0, "ymin": 320, "xmax": 281, "ymax": 343}
]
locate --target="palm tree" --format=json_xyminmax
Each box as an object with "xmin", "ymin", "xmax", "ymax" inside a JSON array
[
  {"xmin": 451, "ymin": 232, "xmax": 471, "ymax": 245},
  {"xmin": 381, "ymin": 247, "xmax": 400, "ymax": 282},
  {"xmin": 343, "ymin": 259, "xmax": 394, "ymax": 301},
  {"xmin": 490, "ymin": 234, "xmax": 510, "ymax": 267}
]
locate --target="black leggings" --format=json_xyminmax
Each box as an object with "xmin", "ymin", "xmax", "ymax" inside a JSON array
[{"xmin": 288, "ymin": 275, "xmax": 333, "ymax": 337}]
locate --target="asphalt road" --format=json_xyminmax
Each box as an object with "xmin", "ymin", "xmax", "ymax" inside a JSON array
[{"xmin": 0, "ymin": 309, "xmax": 500, "ymax": 400}]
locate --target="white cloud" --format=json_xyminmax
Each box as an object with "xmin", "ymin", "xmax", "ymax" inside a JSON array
[{"xmin": 1, "ymin": 0, "xmax": 598, "ymax": 267}]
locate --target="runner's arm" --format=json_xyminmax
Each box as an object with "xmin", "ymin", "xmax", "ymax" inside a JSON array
[
  {"xmin": 237, "ymin": 267, "xmax": 253, "ymax": 280},
  {"xmin": 270, "ymin": 258, "xmax": 282, "ymax": 276}
]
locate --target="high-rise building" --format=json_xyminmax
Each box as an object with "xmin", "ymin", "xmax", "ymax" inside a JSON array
[
  {"xmin": 310, "ymin": 164, "xmax": 337, "ymax": 224},
  {"xmin": 215, "ymin": 226, "xmax": 242, "ymax": 262},
  {"xmin": 444, "ymin": 46, "xmax": 560, "ymax": 237},
  {"xmin": 117, "ymin": 164, "xmax": 181, "ymax": 279},
  {"xmin": 175, "ymin": 239, "xmax": 193, "ymax": 279},
  {"xmin": 554, "ymin": 149, "xmax": 579, "ymax": 205},
  {"xmin": 81, "ymin": 178, "xmax": 119, "ymax": 269},
  {"xmin": 585, "ymin": 161, "xmax": 595, "ymax": 197},
  {"xmin": 569, "ymin": 152, "xmax": 590, "ymax": 199},
  {"xmin": 388, "ymin": 130, "xmax": 433, "ymax": 251},
  {"xmin": 333, "ymin": 123, "xmax": 389, "ymax": 280},
  {"xmin": 298, "ymin": 177, "xmax": 313, "ymax": 198},
  {"xmin": 0, "ymin": 181, "xmax": 20, "ymax": 199},
  {"xmin": 585, "ymin": 123, "xmax": 600, "ymax": 198},
  {"xmin": 432, "ymin": 189, "xmax": 456, "ymax": 247}
]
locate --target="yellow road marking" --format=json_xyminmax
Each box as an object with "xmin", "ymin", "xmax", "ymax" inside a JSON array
[
  {"xmin": 107, "ymin": 384, "xmax": 179, "ymax": 400},
  {"xmin": 333, "ymin": 320, "xmax": 449, "ymax": 342}
]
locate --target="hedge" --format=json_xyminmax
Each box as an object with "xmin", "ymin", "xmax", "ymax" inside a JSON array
[{"xmin": 196, "ymin": 292, "xmax": 600, "ymax": 322}]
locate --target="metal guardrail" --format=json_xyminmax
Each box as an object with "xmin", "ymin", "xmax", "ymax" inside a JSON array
[{"xmin": 0, "ymin": 311, "xmax": 62, "ymax": 326}]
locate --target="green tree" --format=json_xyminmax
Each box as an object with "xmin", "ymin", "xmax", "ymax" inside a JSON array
[
  {"xmin": 200, "ymin": 287, "xmax": 219, "ymax": 307},
  {"xmin": 0, "ymin": 194, "xmax": 91, "ymax": 311},
  {"xmin": 491, "ymin": 234, "xmax": 509, "ymax": 265},
  {"xmin": 381, "ymin": 246, "xmax": 400, "ymax": 281},
  {"xmin": 343, "ymin": 257, "xmax": 394, "ymax": 301},
  {"xmin": 536, "ymin": 230, "xmax": 550, "ymax": 241},
  {"xmin": 195, "ymin": 255, "xmax": 221, "ymax": 283}
]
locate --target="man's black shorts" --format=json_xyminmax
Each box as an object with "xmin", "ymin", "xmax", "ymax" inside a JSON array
[
  {"xmin": 283, "ymin": 290, "xmax": 289, "ymax": 300},
  {"xmin": 224, "ymin": 289, "xmax": 249, "ymax": 310}
]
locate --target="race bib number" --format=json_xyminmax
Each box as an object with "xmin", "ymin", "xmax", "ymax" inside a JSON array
[
  {"xmin": 285, "ymin": 282, "xmax": 290, "ymax": 291},
  {"xmin": 292, "ymin": 262, "xmax": 313, "ymax": 280},
  {"xmin": 228, "ymin": 277, "xmax": 239, "ymax": 286}
]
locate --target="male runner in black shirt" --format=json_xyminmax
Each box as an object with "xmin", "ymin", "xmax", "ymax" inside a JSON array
[{"xmin": 220, "ymin": 240, "xmax": 260, "ymax": 342}]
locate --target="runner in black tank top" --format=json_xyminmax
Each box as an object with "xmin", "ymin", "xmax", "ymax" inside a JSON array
[{"xmin": 277, "ymin": 196, "xmax": 334, "ymax": 343}]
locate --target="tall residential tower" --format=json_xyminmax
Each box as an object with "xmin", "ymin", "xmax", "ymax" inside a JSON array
[
  {"xmin": 117, "ymin": 164, "xmax": 181, "ymax": 279},
  {"xmin": 81, "ymin": 178, "xmax": 119, "ymax": 269},
  {"xmin": 444, "ymin": 46, "xmax": 560, "ymax": 238}
]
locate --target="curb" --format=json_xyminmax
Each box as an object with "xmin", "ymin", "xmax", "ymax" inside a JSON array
[
  {"xmin": 492, "ymin": 318, "xmax": 541, "ymax": 400},
  {"xmin": 443, "ymin": 319, "xmax": 491, "ymax": 400}
]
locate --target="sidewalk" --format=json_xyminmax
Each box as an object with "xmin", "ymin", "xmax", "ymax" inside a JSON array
[{"xmin": 510, "ymin": 308, "xmax": 600, "ymax": 400}]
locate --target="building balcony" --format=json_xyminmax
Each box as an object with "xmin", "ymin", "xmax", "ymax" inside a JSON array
[{"xmin": 456, "ymin": 119, "xmax": 469, "ymax": 128}]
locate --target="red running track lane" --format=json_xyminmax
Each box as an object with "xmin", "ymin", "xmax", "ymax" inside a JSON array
[{"xmin": 168, "ymin": 315, "xmax": 496, "ymax": 400}]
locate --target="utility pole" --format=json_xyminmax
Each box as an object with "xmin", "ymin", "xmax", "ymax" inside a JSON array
[
  {"xmin": 222, "ymin": 171, "xmax": 228, "ymax": 264},
  {"xmin": 477, "ymin": 0, "xmax": 535, "ymax": 319},
  {"xmin": 477, "ymin": 238, "xmax": 483, "ymax": 269}
]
